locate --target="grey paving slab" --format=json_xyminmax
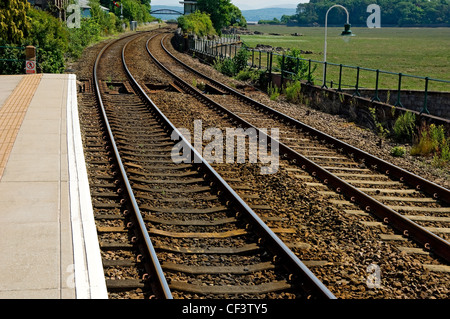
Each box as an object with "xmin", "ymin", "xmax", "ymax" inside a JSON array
[
  {"xmin": 0, "ymin": 222, "xmax": 62, "ymax": 290},
  {"xmin": 0, "ymin": 181, "xmax": 59, "ymax": 223}
]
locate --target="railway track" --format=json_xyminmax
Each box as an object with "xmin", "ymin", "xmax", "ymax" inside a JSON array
[
  {"xmin": 150, "ymin": 32, "xmax": 450, "ymax": 257},
  {"xmin": 124, "ymin": 31, "xmax": 450, "ymax": 298},
  {"xmin": 73, "ymin": 27, "xmax": 450, "ymax": 298},
  {"xmin": 79, "ymin": 29, "xmax": 336, "ymax": 299}
]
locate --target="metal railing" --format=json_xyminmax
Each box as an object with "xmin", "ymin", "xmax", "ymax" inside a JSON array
[{"xmin": 188, "ymin": 37, "xmax": 450, "ymax": 117}]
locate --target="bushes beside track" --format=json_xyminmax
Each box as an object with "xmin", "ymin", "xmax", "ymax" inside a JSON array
[{"xmin": 1, "ymin": 0, "xmax": 155, "ymax": 74}]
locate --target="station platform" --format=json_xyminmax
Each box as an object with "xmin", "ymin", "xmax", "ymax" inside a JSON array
[{"xmin": 0, "ymin": 73, "xmax": 107, "ymax": 298}]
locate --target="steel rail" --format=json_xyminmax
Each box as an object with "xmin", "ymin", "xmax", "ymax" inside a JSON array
[
  {"xmin": 93, "ymin": 33, "xmax": 173, "ymax": 299},
  {"xmin": 121, "ymin": 34, "xmax": 337, "ymax": 299},
  {"xmin": 153, "ymin": 33, "xmax": 450, "ymax": 263},
  {"xmin": 163, "ymin": 35, "xmax": 450, "ymax": 204}
]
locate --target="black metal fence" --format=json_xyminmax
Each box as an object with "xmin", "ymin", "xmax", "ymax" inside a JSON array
[{"xmin": 188, "ymin": 37, "xmax": 450, "ymax": 117}]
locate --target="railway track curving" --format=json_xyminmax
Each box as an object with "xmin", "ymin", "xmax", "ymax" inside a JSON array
[
  {"xmin": 129, "ymin": 31, "xmax": 449, "ymax": 298},
  {"xmin": 147, "ymin": 32, "xmax": 450, "ymax": 260},
  {"xmin": 78, "ymin": 29, "xmax": 336, "ymax": 299},
  {"xmin": 73, "ymin": 28, "xmax": 450, "ymax": 299}
]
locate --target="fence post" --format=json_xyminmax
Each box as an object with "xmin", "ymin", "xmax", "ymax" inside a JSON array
[
  {"xmin": 371, "ymin": 69, "xmax": 381, "ymax": 102},
  {"xmin": 268, "ymin": 51, "xmax": 273, "ymax": 76},
  {"xmin": 353, "ymin": 66, "xmax": 361, "ymax": 97},
  {"xmin": 25, "ymin": 45, "xmax": 36, "ymax": 74},
  {"xmin": 394, "ymin": 73, "xmax": 404, "ymax": 107},
  {"xmin": 321, "ymin": 62, "xmax": 328, "ymax": 89},
  {"xmin": 252, "ymin": 49, "xmax": 254, "ymax": 68},
  {"xmin": 281, "ymin": 54, "xmax": 285, "ymax": 86},
  {"xmin": 337, "ymin": 64, "xmax": 343, "ymax": 92},
  {"xmin": 420, "ymin": 77, "xmax": 430, "ymax": 115},
  {"xmin": 259, "ymin": 50, "xmax": 261, "ymax": 69},
  {"xmin": 307, "ymin": 59, "xmax": 313, "ymax": 85}
]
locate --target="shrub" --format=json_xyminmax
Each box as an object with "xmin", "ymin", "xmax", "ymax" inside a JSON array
[
  {"xmin": 213, "ymin": 57, "xmax": 235, "ymax": 77},
  {"xmin": 277, "ymin": 48, "xmax": 315, "ymax": 82},
  {"xmin": 391, "ymin": 146, "xmax": 405, "ymax": 157},
  {"xmin": 0, "ymin": 7, "xmax": 68, "ymax": 74},
  {"xmin": 267, "ymin": 82, "xmax": 280, "ymax": 101},
  {"xmin": 0, "ymin": 45, "xmax": 25, "ymax": 74},
  {"xmin": 411, "ymin": 124, "xmax": 449, "ymax": 167},
  {"xmin": 232, "ymin": 47, "xmax": 250, "ymax": 74},
  {"xmin": 235, "ymin": 68, "xmax": 261, "ymax": 83},
  {"xmin": 284, "ymin": 80, "xmax": 302, "ymax": 103},
  {"xmin": 27, "ymin": 8, "xmax": 69, "ymax": 73},
  {"xmin": 393, "ymin": 111, "xmax": 416, "ymax": 142},
  {"xmin": 411, "ymin": 129, "xmax": 434, "ymax": 156},
  {"xmin": 213, "ymin": 47, "xmax": 249, "ymax": 77},
  {"xmin": 369, "ymin": 107, "xmax": 390, "ymax": 138},
  {"xmin": 68, "ymin": 18, "xmax": 102, "ymax": 59},
  {"xmin": 177, "ymin": 11, "xmax": 216, "ymax": 37}
]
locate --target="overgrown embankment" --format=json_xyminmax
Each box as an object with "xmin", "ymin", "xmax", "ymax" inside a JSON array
[{"xmin": 0, "ymin": 0, "xmax": 156, "ymax": 74}]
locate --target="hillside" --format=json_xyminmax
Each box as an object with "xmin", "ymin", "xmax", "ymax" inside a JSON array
[{"xmin": 150, "ymin": 5, "xmax": 296, "ymax": 23}]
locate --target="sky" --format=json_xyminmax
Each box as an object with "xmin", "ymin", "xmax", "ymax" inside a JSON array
[{"xmin": 151, "ymin": 0, "xmax": 308, "ymax": 10}]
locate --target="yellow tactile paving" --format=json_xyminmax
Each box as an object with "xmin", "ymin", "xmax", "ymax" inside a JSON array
[{"xmin": 0, "ymin": 74, "xmax": 42, "ymax": 180}]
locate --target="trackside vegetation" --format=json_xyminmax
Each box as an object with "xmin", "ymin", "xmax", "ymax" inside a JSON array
[
  {"xmin": 281, "ymin": 0, "xmax": 450, "ymax": 26},
  {"xmin": 177, "ymin": 0, "xmax": 247, "ymax": 37},
  {"xmin": 177, "ymin": 11, "xmax": 216, "ymax": 37},
  {"xmin": 0, "ymin": 0, "xmax": 155, "ymax": 74}
]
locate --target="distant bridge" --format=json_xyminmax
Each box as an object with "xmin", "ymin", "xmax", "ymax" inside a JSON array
[{"xmin": 150, "ymin": 9, "xmax": 184, "ymax": 15}]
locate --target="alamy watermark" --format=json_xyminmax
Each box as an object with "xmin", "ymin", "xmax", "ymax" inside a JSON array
[
  {"xmin": 366, "ymin": 4, "xmax": 381, "ymax": 28},
  {"xmin": 67, "ymin": 4, "xmax": 81, "ymax": 29},
  {"xmin": 366, "ymin": 263, "xmax": 382, "ymax": 288},
  {"xmin": 170, "ymin": 120, "xmax": 279, "ymax": 175}
]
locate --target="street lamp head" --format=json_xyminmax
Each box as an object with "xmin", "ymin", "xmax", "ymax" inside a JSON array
[{"xmin": 341, "ymin": 23, "xmax": 354, "ymax": 36}]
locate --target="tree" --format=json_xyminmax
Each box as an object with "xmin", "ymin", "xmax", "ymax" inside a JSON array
[
  {"xmin": 197, "ymin": 0, "xmax": 230, "ymax": 32},
  {"xmin": 287, "ymin": 0, "xmax": 450, "ymax": 26},
  {"xmin": 197, "ymin": 0, "xmax": 246, "ymax": 32},
  {"xmin": 228, "ymin": 4, "xmax": 247, "ymax": 27},
  {"xmin": 27, "ymin": 8, "xmax": 68, "ymax": 73},
  {"xmin": 89, "ymin": 0, "xmax": 121, "ymax": 33},
  {"xmin": 0, "ymin": 0, "xmax": 32, "ymax": 44},
  {"xmin": 112, "ymin": 0, "xmax": 153, "ymax": 23},
  {"xmin": 177, "ymin": 11, "xmax": 216, "ymax": 37}
]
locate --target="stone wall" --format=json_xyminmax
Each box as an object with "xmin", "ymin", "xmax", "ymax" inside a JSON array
[
  {"xmin": 342, "ymin": 89, "xmax": 450, "ymax": 120},
  {"xmin": 269, "ymin": 73, "xmax": 449, "ymax": 133}
]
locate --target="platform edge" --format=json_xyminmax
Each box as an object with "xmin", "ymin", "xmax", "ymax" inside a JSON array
[{"xmin": 67, "ymin": 73, "xmax": 108, "ymax": 299}]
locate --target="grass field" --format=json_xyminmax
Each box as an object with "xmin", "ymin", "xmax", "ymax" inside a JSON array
[{"xmin": 241, "ymin": 26, "xmax": 450, "ymax": 91}]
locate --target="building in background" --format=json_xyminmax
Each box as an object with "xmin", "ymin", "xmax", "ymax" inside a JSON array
[
  {"xmin": 27, "ymin": 0, "xmax": 69, "ymax": 20},
  {"xmin": 77, "ymin": 0, "xmax": 110, "ymax": 18},
  {"xmin": 27, "ymin": 0, "xmax": 109, "ymax": 20},
  {"xmin": 180, "ymin": 1, "xmax": 197, "ymax": 15}
]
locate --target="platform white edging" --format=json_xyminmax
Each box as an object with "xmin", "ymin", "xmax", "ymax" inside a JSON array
[{"xmin": 67, "ymin": 74, "xmax": 108, "ymax": 299}]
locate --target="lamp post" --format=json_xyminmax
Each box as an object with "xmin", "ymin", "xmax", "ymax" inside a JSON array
[{"xmin": 323, "ymin": 4, "xmax": 353, "ymax": 88}]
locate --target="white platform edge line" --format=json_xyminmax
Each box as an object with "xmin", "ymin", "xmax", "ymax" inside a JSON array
[
  {"xmin": 67, "ymin": 74, "xmax": 108, "ymax": 299},
  {"xmin": 67, "ymin": 74, "xmax": 89, "ymax": 298}
]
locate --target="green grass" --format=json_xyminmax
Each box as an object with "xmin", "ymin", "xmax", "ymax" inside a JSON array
[{"xmin": 241, "ymin": 26, "xmax": 450, "ymax": 91}]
